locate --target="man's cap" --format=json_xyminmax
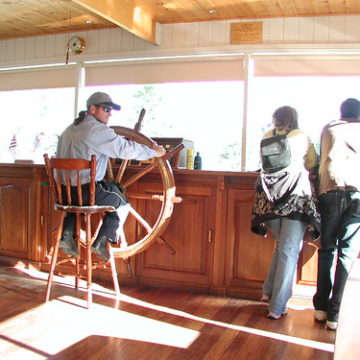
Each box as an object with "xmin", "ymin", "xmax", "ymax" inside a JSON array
[{"xmin": 86, "ymin": 92, "xmax": 121, "ymax": 111}]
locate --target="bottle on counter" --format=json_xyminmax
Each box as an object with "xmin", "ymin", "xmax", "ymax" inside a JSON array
[
  {"xmin": 186, "ymin": 149, "xmax": 194, "ymax": 169},
  {"xmin": 194, "ymin": 152, "xmax": 202, "ymax": 170}
]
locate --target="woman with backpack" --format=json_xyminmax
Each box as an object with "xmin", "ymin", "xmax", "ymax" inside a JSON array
[{"xmin": 251, "ymin": 105, "xmax": 320, "ymax": 319}]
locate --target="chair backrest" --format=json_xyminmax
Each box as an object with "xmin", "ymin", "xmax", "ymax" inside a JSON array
[{"xmin": 44, "ymin": 154, "xmax": 96, "ymax": 207}]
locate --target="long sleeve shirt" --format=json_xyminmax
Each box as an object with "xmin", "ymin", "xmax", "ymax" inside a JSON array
[
  {"xmin": 318, "ymin": 118, "xmax": 360, "ymax": 195},
  {"xmin": 56, "ymin": 114, "xmax": 156, "ymax": 184}
]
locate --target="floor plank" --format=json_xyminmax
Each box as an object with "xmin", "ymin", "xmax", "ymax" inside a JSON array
[{"xmin": 0, "ymin": 264, "xmax": 335, "ymax": 360}]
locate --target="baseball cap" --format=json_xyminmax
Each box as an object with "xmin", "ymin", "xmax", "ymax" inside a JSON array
[{"xmin": 86, "ymin": 92, "xmax": 121, "ymax": 111}]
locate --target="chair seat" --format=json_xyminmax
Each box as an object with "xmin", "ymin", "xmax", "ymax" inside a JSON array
[{"xmin": 54, "ymin": 203, "xmax": 115, "ymax": 213}]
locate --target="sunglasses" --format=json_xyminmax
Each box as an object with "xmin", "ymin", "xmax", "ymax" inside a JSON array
[{"xmin": 97, "ymin": 105, "xmax": 112, "ymax": 113}]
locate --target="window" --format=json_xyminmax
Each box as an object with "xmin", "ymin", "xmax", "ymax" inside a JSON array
[
  {"xmin": 246, "ymin": 56, "xmax": 360, "ymax": 171},
  {"xmin": 0, "ymin": 88, "xmax": 75, "ymax": 162},
  {"xmin": 85, "ymin": 81, "xmax": 244, "ymax": 170}
]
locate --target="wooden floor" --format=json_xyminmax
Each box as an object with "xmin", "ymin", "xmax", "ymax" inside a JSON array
[{"xmin": 0, "ymin": 263, "xmax": 335, "ymax": 360}]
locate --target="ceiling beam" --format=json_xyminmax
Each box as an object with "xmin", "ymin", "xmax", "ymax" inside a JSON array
[{"xmin": 71, "ymin": 0, "xmax": 158, "ymax": 44}]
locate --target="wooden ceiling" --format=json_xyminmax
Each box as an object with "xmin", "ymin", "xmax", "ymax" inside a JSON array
[{"xmin": 1, "ymin": 0, "xmax": 360, "ymax": 43}]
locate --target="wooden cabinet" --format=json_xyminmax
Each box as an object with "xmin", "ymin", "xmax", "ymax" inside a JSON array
[
  {"xmin": 135, "ymin": 174, "xmax": 217, "ymax": 290},
  {"xmin": 0, "ymin": 166, "xmax": 42, "ymax": 261},
  {"xmin": 0, "ymin": 164, "xmax": 319, "ymax": 300},
  {"xmin": 224, "ymin": 187, "xmax": 275, "ymax": 299}
]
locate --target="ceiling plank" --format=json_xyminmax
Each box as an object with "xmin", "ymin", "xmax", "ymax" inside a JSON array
[{"xmin": 71, "ymin": 0, "xmax": 157, "ymax": 44}]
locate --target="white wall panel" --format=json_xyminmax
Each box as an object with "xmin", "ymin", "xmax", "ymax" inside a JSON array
[
  {"xmin": 35, "ymin": 36, "xmax": 46, "ymax": 59},
  {"xmin": 283, "ymin": 18, "xmax": 298, "ymax": 43},
  {"xmin": 297, "ymin": 17, "xmax": 314, "ymax": 43},
  {"xmin": 122, "ymin": 29, "xmax": 135, "ymax": 51},
  {"xmin": 24, "ymin": 37, "xmax": 36, "ymax": 59},
  {"xmin": 313, "ymin": 16, "xmax": 329, "ymax": 42},
  {"xmin": 1, "ymin": 15, "xmax": 360, "ymax": 68},
  {"xmin": 198, "ymin": 22, "xmax": 212, "ymax": 47},
  {"xmin": 171, "ymin": 23, "xmax": 186, "ymax": 48},
  {"xmin": 109, "ymin": 29, "xmax": 122, "ymax": 52},
  {"xmin": 15, "ymin": 38, "xmax": 25, "ymax": 60},
  {"xmin": 184, "ymin": 23, "xmax": 198, "ymax": 48},
  {"xmin": 85, "ymin": 30, "xmax": 100, "ymax": 54},
  {"xmin": 344, "ymin": 15, "xmax": 360, "ymax": 43},
  {"xmin": 5, "ymin": 39, "xmax": 16, "ymax": 61},
  {"xmin": 212, "ymin": 20, "xmax": 227, "ymax": 46},
  {"xmin": 98, "ymin": 29, "xmax": 111, "ymax": 54},
  {"xmin": 0, "ymin": 41, "xmax": 5, "ymax": 62},
  {"xmin": 328, "ymin": 16, "xmax": 346, "ymax": 43},
  {"xmin": 267, "ymin": 18, "xmax": 284, "ymax": 43},
  {"xmin": 261, "ymin": 19, "xmax": 270, "ymax": 43},
  {"xmin": 55, "ymin": 34, "xmax": 67, "ymax": 58},
  {"xmin": 44, "ymin": 36, "xmax": 56, "ymax": 58}
]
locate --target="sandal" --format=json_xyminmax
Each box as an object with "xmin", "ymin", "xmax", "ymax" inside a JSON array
[
  {"xmin": 260, "ymin": 295, "xmax": 270, "ymax": 303},
  {"xmin": 266, "ymin": 308, "xmax": 288, "ymax": 320}
]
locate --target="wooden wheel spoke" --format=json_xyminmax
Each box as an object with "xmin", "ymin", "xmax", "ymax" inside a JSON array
[
  {"xmin": 126, "ymin": 192, "xmax": 182, "ymax": 203},
  {"xmin": 115, "ymin": 109, "xmax": 145, "ymax": 184},
  {"xmin": 122, "ymin": 161, "xmax": 158, "ymax": 188},
  {"xmin": 123, "ymin": 144, "xmax": 184, "ymax": 189},
  {"xmin": 129, "ymin": 206, "xmax": 152, "ymax": 233}
]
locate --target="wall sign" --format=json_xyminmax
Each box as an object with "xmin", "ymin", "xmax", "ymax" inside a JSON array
[{"xmin": 230, "ymin": 22, "xmax": 263, "ymax": 44}]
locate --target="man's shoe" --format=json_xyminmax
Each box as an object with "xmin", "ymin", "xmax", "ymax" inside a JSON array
[
  {"xmin": 59, "ymin": 231, "xmax": 78, "ymax": 257},
  {"xmin": 314, "ymin": 310, "xmax": 327, "ymax": 322},
  {"xmin": 326, "ymin": 320, "xmax": 338, "ymax": 330},
  {"xmin": 91, "ymin": 236, "xmax": 110, "ymax": 260}
]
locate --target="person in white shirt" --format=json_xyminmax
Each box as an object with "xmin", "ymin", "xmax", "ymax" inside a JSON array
[{"xmin": 56, "ymin": 92, "xmax": 165, "ymax": 260}]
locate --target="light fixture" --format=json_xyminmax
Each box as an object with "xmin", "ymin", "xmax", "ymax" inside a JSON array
[{"xmin": 209, "ymin": 8, "xmax": 216, "ymax": 14}]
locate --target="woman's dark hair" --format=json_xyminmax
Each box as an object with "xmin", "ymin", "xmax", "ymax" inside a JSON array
[
  {"xmin": 273, "ymin": 106, "xmax": 299, "ymax": 130},
  {"xmin": 73, "ymin": 111, "xmax": 87, "ymax": 125},
  {"xmin": 340, "ymin": 98, "xmax": 360, "ymax": 119}
]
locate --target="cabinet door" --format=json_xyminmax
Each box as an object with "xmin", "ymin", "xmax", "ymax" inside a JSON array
[
  {"xmin": 225, "ymin": 188, "xmax": 275, "ymax": 299},
  {"xmin": 225, "ymin": 188, "xmax": 319, "ymax": 299},
  {"xmin": 0, "ymin": 178, "xmax": 32, "ymax": 259},
  {"xmin": 135, "ymin": 181, "xmax": 215, "ymax": 288}
]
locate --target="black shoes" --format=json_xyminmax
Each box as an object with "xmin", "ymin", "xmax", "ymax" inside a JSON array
[
  {"xmin": 91, "ymin": 235, "xmax": 110, "ymax": 260},
  {"xmin": 59, "ymin": 231, "xmax": 79, "ymax": 257},
  {"xmin": 60, "ymin": 230, "xmax": 110, "ymax": 260}
]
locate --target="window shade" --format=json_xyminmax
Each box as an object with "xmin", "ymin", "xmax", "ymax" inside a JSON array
[
  {"xmin": 254, "ymin": 56, "xmax": 360, "ymax": 76},
  {"xmin": 0, "ymin": 65, "xmax": 77, "ymax": 90},
  {"xmin": 85, "ymin": 58, "xmax": 244, "ymax": 85}
]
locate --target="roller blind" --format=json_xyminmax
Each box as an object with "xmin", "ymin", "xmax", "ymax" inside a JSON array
[
  {"xmin": 0, "ymin": 65, "xmax": 77, "ymax": 90},
  {"xmin": 254, "ymin": 56, "xmax": 360, "ymax": 76},
  {"xmin": 85, "ymin": 57, "xmax": 244, "ymax": 85}
]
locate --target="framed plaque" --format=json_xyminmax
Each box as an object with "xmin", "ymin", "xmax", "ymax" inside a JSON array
[{"xmin": 230, "ymin": 22, "xmax": 263, "ymax": 44}]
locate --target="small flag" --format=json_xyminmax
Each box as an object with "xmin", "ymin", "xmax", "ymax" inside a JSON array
[
  {"xmin": 33, "ymin": 133, "xmax": 41, "ymax": 152},
  {"xmin": 9, "ymin": 134, "xmax": 17, "ymax": 158}
]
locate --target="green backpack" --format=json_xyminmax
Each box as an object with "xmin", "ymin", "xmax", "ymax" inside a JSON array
[{"xmin": 260, "ymin": 130, "xmax": 292, "ymax": 173}]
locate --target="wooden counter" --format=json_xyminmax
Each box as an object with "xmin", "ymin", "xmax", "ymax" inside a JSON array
[{"xmin": 0, "ymin": 162, "xmax": 319, "ymax": 299}]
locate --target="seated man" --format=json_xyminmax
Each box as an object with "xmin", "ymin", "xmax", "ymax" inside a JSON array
[{"xmin": 56, "ymin": 91, "xmax": 165, "ymax": 260}]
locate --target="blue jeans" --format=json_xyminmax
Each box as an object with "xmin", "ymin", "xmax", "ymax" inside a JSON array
[
  {"xmin": 264, "ymin": 218, "xmax": 306, "ymax": 315},
  {"xmin": 313, "ymin": 190, "xmax": 360, "ymax": 322}
]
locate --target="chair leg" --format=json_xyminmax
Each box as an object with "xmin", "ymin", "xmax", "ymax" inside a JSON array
[
  {"xmin": 45, "ymin": 213, "xmax": 65, "ymax": 302},
  {"xmin": 75, "ymin": 213, "xmax": 81, "ymax": 290},
  {"xmin": 108, "ymin": 243, "xmax": 121, "ymax": 299},
  {"xmin": 85, "ymin": 213, "xmax": 93, "ymax": 308}
]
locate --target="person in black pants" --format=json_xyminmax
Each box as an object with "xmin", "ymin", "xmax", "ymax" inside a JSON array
[{"xmin": 56, "ymin": 92, "xmax": 165, "ymax": 260}]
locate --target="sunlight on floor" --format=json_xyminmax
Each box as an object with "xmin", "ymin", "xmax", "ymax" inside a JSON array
[
  {"xmin": 118, "ymin": 293, "xmax": 334, "ymax": 353},
  {"xmin": 0, "ymin": 298, "xmax": 200, "ymax": 358},
  {"xmin": 2, "ymin": 265, "xmax": 334, "ymax": 359}
]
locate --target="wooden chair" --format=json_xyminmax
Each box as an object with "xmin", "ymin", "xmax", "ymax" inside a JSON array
[{"xmin": 43, "ymin": 153, "xmax": 121, "ymax": 308}]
